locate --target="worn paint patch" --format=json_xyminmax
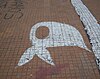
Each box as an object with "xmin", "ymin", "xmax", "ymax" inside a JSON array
[
  {"xmin": 71, "ymin": 0, "xmax": 100, "ymax": 69},
  {"xmin": 18, "ymin": 22, "xmax": 90, "ymax": 66}
]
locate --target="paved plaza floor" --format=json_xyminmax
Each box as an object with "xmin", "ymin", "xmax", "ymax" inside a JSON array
[{"xmin": 0, "ymin": 0, "xmax": 100, "ymax": 79}]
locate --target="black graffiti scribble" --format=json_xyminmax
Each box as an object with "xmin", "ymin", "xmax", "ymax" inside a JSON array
[
  {"xmin": 0, "ymin": 0, "xmax": 28, "ymax": 19},
  {"xmin": 4, "ymin": 6, "xmax": 23, "ymax": 19},
  {"xmin": 0, "ymin": 0, "xmax": 7, "ymax": 8},
  {"xmin": 4, "ymin": 0, "xmax": 25, "ymax": 19},
  {"xmin": 4, "ymin": 11, "xmax": 23, "ymax": 19}
]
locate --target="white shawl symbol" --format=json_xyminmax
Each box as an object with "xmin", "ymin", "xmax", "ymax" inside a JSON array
[{"xmin": 18, "ymin": 22, "xmax": 91, "ymax": 66}]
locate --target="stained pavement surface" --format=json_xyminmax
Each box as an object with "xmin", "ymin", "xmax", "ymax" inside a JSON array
[{"xmin": 0, "ymin": 0, "xmax": 100, "ymax": 79}]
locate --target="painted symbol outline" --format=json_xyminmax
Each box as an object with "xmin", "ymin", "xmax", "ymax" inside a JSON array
[
  {"xmin": 18, "ymin": 21, "xmax": 91, "ymax": 66},
  {"xmin": 71, "ymin": 0, "xmax": 100, "ymax": 69}
]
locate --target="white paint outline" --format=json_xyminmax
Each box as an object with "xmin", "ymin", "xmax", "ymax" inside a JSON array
[
  {"xmin": 18, "ymin": 22, "xmax": 91, "ymax": 66},
  {"xmin": 71, "ymin": 0, "xmax": 100, "ymax": 69}
]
